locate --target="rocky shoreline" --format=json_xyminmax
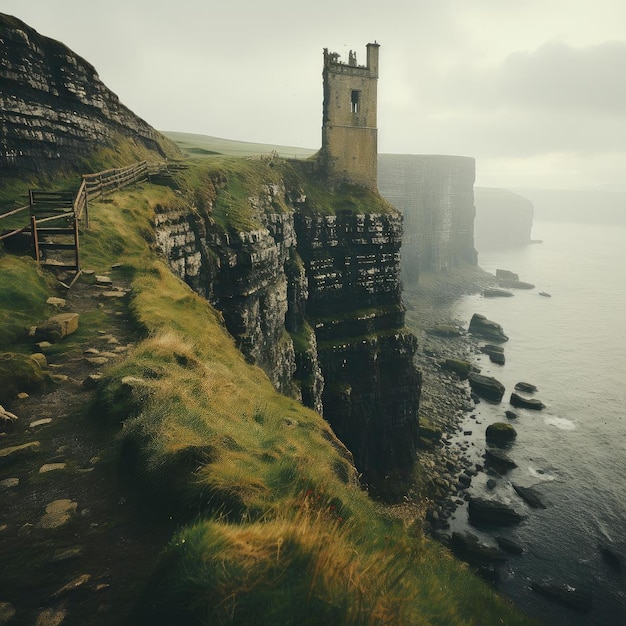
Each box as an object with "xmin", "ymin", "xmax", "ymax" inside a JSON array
[{"xmin": 375, "ymin": 266, "xmax": 498, "ymax": 526}]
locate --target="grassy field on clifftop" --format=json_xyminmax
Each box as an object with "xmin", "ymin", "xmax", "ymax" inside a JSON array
[{"xmin": 0, "ymin": 159, "xmax": 538, "ymax": 625}]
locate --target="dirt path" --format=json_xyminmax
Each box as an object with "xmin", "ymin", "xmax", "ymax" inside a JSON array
[{"xmin": 0, "ymin": 269, "xmax": 176, "ymax": 626}]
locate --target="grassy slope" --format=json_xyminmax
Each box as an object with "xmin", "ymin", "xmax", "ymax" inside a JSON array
[
  {"xmin": 0, "ymin": 159, "xmax": 538, "ymax": 625},
  {"xmin": 162, "ymin": 131, "xmax": 317, "ymax": 159}
]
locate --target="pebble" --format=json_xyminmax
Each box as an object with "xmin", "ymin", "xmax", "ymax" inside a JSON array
[
  {"xmin": 35, "ymin": 606, "xmax": 67, "ymax": 626},
  {"xmin": 95, "ymin": 275, "xmax": 113, "ymax": 285},
  {"xmin": 37, "ymin": 499, "xmax": 77, "ymax": 529},
  {"xmin": 30, "ymin": 418, "xmax": 52, "ymax": 429},
  {"xmin": 0, "ymin": 478, "xmax": 19, "ymax": 490},
  {"xmin": 0, "ymin": 602, "xmax": 16, "ymax": 623},
  {"xmin": 39, "ymin": 463, "xmax": 67, "ymax": 474}
]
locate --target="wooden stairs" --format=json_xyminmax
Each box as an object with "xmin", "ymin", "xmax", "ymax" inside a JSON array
[{"xmin": 27, "ymin": 190, "xmax": 81, "ymax": 288}]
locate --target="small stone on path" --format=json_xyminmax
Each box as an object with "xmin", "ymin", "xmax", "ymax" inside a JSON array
[
  {"xmin": 50, "ymin": 573, "xmax": 91, "ymax": 599},
  {"xmin": 39, "ymin": 463, "xmax": 67, "ymax": 474},
  {"xmin": 30, "ymin": 418, "xmax": 52, "ymax": 429},
  {"xmin": 46, "ymin": 297, "xmax": 67, "ymax": 308},
  {"xmin": 85, "ymin": 357, "xmax": 109, "ymax": 366},
  {"xmin": 37, "ymin": 499, "xmax": 77, "ymax": 529},
  {"xmin": 0, "ymin": 602, "xmax": 16, "ymax": 623},
  {"xmin": 0, "ymin": 441, "xmax": 40, "ymax": 467},
  {"xmin": 0, "ymin": 478, "xmax": 19, "ymax": 490},
  {"xmin": 35, "ymin": 606, "xmax": 67, "ymax": 626},
  {"xmin": 95, "ymin": 275, "xmax": 113, "ymax": 285}
]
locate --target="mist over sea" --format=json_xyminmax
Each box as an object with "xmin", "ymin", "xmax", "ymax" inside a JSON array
[{"xmin": 450, "ymin": 220, "xmax": 626, "ymax": 625}]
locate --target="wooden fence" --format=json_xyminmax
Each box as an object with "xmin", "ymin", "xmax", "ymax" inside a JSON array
[{"xmin": 0, "ymin": 160, "xmax": 170, "ymax": 283}]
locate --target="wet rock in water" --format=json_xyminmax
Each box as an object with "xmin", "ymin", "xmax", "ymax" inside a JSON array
[
  {"xmin": 598, "ymin": 544, "xmax": 622, "ymax": 572},
  {"xmin": 485, "ymin": 448, "xmax": 518, "ymax": 472},
  {"xmin": 451, "ymin": 531, "xmax": 509, "ymax": 565},
  {"xmin": 480, "ymin": 343, "xmax": 506, "ymax": 365},
  {"xmin": 515, "ymin": 381, "xmax": 537, "ymax": 393},
  {"xmin": 486, "ymin": 478, "xmax": 498, "ymax": 490},
  {"xmin": 505, "ymin": 410, "xmax": 517, "ymax": 420},
  {"xmin": 510, "ymin": 392, "xmax": 545, "ymax": 410},
  {"xmin": 486, "ymin": 422, "xmax": 517, "ymax": 445},
  {"xmin": 468, "ymin": 372, "xmax": 505, "ymax": 402},
  {"xmin": 539, "ymin": 291, "xmax": 552, "ymax": 297},
  {"xmin": 512, "ymin": 483, "xmax": 546, "ymax": 509},
  {"xmin": 0, "ymin": 477, "xmax": 19, "ymax": 490},
  {"xmin": 531, "ymin": 579, "xmax": 593, "ymax": 612},
  {"xmin": 496, "ymin": 536, "xmax": 524, "ymax": 554},
  {"xmin": 496, "ymin": 269, "xmax": 519, "ymax": 281},
  {"xmin": 482, "ymin": 288, "xmax": 514, "ymax": 298},
  {"xmin": 468, "ymin": 314, "xmax": 509, "ymax": 343},
  {"xmin": 468, "ymin": 497, "xmax": 525, "ymax": 526}
]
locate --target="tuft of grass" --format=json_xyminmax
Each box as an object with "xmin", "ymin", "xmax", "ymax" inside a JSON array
[{"xmin": 0, "ymin": 255, "xmax": 56, "ymax": 348}]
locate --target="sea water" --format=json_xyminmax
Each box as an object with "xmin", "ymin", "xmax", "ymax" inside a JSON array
[{"xmin": 450, "ymin": 221, "xmax": 626, "ymax": 625}]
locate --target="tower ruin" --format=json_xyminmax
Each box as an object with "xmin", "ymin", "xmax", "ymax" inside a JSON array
[{"xmin": 320, "ymin": 43, "xmax": 380, "ymax": 189}]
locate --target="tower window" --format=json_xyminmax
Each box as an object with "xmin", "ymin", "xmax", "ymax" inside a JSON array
[{"xmin": 351, "ymin": 90, "xmax": 360, "ymax": 113}]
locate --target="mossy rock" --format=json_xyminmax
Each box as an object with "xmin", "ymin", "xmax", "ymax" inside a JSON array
[
  {"xmin": 0, "ymin": 352, "xmax": 50, "ymax": 404},
  {"xmin": 486, "ymin": 422, "xmax": 517, "ymax": 444},
  {"xmin": 442, "ymin": 358, "xmax": 472, "ymax": 378}
]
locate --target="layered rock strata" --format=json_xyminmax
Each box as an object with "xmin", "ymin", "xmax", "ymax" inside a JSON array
[
  {"xmin": 153, "ymin": 166, "xmax": 421, "ymax": 478},
  {"xmin": 0, "ymin": 13, "xmax": 179, "ymax": 173}
]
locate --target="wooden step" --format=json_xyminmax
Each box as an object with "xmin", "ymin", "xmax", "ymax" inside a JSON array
[
  {"xmin": 38, "ymin": 242, "xmax": 77, "ymax": 250},
  {"xmin": 27, "ymin": 227, "xmax": 75, "ymax": 235},
  {"xmin": 41, "ymin": 261, "xmax": 79, "ymax": 270}
]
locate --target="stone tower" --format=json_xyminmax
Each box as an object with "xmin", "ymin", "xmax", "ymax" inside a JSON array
[{"xmin": 320, "ymin": 43, "xmax": 380, "ymax": 189}]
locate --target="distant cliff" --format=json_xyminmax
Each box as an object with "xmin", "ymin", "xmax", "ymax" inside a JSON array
[
  {"xmin": 0, "ymin": 13, "xmax": 180, "ymax": 174},
  {"xmin": 154, "ymin": 161, "xmax": 421, "ymax": 479},
  {"xmin": 474, "ymin": 187, "xmax": 534, "ymax": 251},
  {"xmin": 378, "ymin": 154, "xmax": 477, "ymax": 282}
]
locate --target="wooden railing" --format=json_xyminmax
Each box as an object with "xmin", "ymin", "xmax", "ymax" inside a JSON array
[{"xmin": 0, "ymin": 160, "xmax": 170, "ymax": 281}]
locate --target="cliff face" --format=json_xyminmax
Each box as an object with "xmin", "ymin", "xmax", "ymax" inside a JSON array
[
  {"xmin": 154, "ymin": 162, "xmax": 421, "ymax": 478},
  {"xmin": 378, "ymin": 154, "xmax": 477, "ymax": 282},
  {"xmin": 0, "ymin": 13, "xmax": 180, "ymax": 174},
  {"xmin": 474, "ymin": 187, "xmax": 534, "ymax": 251}
]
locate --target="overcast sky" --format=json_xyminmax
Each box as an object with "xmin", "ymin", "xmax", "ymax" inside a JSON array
[{"xmin": 3, "ymin": 0, "xmax": 626, "ymax": 189}]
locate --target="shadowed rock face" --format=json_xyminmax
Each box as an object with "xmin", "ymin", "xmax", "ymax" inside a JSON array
[
  {"xmin": 154, "ymin": 174, "xmax": 421, "ymax": 479},
  {"xmin": 0, "ymin": 13, "xmax": 179, "ymax": 173}
]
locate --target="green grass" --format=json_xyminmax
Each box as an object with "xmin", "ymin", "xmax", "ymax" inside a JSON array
[
  {"xmin": 0, "ymin": 255, "xmax": 57, "ymax": 348},
  {"xmin": 161, "ymin": 131, "xmax": 317, "ymax": 160},
  {"xmin": 0, "ymin": 167, "xmax": 539, "ymax": 625}
]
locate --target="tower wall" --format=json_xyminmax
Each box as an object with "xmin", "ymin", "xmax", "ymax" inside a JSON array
[{"xmin": 321, "ymin": 43, "xmax": 379, "ymax": 189}]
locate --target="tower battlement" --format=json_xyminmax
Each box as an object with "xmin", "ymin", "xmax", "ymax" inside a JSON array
[{"xmin": 320, "ymin": 43, "xmax": 379, "ymax": 189}]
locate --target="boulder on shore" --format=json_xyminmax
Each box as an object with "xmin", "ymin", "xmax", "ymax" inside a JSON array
[
  {"xmin": 486, "ymin": 422, "xmax": 517, "ymax": 445},
  {"xmin": 468, "ymin": 372, "xmax": 505, "ymax": 402},
  {"xmin": 485, "ymin": 448, "xmax": 517, "ymax": 472},
  {"xmin": 498, "ymin": 279, "xmax": 535, "ymax": 290},
  {"xmin": 514, "ymin": 381, "xmax": 537, "ymax": 394},
  {"xmin": 482, "ymin": 288, "xmax": 514, "ymax": 298},
  {"xmin": 512, "ymin": 483, "xmax": 546, "ymax": 509},
  {"xmin": 531, "ymin": 579, "xmax": 592, "ymax": 612},
  {"xmin": 468, "ymin": 314, "xmax": 509, "ymax": 343},
  {"xmin": 468, "ymin": 497, "xmax": 525, "ymax": 526},
  {"xmin": 451, "ymin": 531, "xmax": 508, "ymax": 565},
  {"xmin": 510, "ymin": 392, "xmax": 545, "ymax": 410},
  {"xmin": 480, "ymin": 344, "xmax": 505, "ymax": 365},
  {"xmin": 496, "ymin": 269, "xmax": 519, "ymax": 281}
]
